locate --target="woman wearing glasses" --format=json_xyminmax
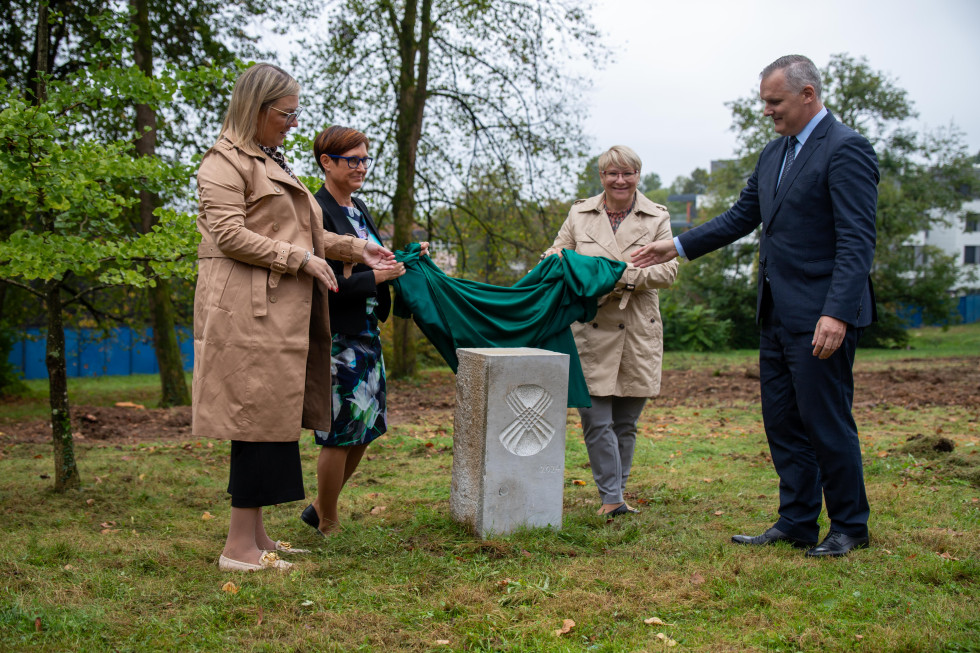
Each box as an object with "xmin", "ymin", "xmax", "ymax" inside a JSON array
[
  {"xmin": 543, "ymin": 145, "xmax": 678, "ymax": 518},
  {"xmin": 194, "ymin": 67, "xmax": 394, "ymax": 571},
  {"xmin": 300, "ymin": 126, "xmax": 427, "ymax": 536}
]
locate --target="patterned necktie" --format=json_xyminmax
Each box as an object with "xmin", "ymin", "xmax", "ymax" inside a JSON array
[
  {"xmin": 259, "ymin": 145, "xmax": 297, "ymax": 182},
  {"xmin": 777, "ymin": 135, "xmax": 798, "ymax": 190}
]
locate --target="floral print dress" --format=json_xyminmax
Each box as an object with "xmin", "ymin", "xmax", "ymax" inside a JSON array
[{"xmin": 313, "ymin": 205, "xmax": 388, "ymax": 447}]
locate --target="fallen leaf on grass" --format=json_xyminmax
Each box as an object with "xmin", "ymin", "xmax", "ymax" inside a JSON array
[
  {"xmin": 656, "ymin": 632, "xmax": 677, "ymax": 646},
  {"xmin": 201, "ymin": 511, "xmax": 214, "ymax": 521},
  {"xmin": 300, "ymin": 600, "xmax": 314, "ymax": 607},
  {"xmin": 35, "ymin": 617, "xmax": 42, "ymax": 632},
  {"xmin": 938, "ymin": 552, "xmax": 960, "ymax": 561},
  {"xmin": 554, "ymin": 618, "xmax": 575, "ymax": 636},
  {"xmin": 644, "ymin": 617, "xmax": 674, "ymax": 626},
  {"xmin": 702, "ymin": 478, "xmax": 713, "ymax": 483},
  {"xmin": 100, "ymin": 521, "xmax": 116, "ymax": 528},
  {"xmin": 434, "ymin": 640, "xmax": 450, "ymax": 646},
  {"xmin": 115, "ymin": 401, "xmax": 145, "ymax": 409},
  {"xmin": 689, "ymin": 572, "xmax": 705, "ymax": 585},
  {"xmin": 256, "ymin": 606, "xmax": 264, "ymax": 626},
  {"xmin": 713, "ymin": 511, "xmax": 724, "ymax": 516},
  {"xmin": 855, "ymin": 634, "xmax": 864, "ymax": 640},
  {"xmin": 221, "ymin": 581, "xmax": 238, "ymax": 594},
  {"xmin": 572, "ymin": 479, "xmax": 587, "ymax": 486},
  {"xmin": 370, "ymin": 506, "xmax": 386, "ymax": 515},
  {"xmin": 63, "ymin": 564, "xmax": 74, "ymax": 571},
  {"xmin": 86, "ymin": 499, "xmax": 95, "ymax": 505}
]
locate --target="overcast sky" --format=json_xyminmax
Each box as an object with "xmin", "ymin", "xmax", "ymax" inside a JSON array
[{"xmin": 584, "ymin": 0, "xmax": 980, "ymax": 186}]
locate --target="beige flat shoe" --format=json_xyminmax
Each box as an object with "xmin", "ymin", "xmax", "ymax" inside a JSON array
[
  {"xmin": 218, "ymin": 551, "xmax": 293, "ymax": 572},
  {"xmin": 272, "ymin": 541, "xmax": 309, "ymax": 554}
]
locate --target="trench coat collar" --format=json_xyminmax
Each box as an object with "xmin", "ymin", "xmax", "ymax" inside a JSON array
[
  {"xmin": 581, "ymin": 191, "xmax": 664, "ymax": 258},
  {"xmin": 213, "ymin": 136, "xmax": 308, "ymax": 194}
]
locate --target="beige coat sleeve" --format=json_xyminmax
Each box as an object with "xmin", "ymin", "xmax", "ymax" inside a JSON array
[
  {"xmin": 197, "ymin": 151, "xmax": 307, "ymax": 275},
  {"xmin": 618, "ymin": 215, "xmax": 678, "ymax": 291}
]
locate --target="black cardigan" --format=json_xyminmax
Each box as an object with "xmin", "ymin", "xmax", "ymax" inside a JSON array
[{"xmin": 314, "ymin": 186, "xmax": 392, "ymax": 335}]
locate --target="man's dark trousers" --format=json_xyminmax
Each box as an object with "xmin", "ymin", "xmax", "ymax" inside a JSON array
[{"xmin": 759, "ymin": 294, "xmax": 869, "ymax": 542}]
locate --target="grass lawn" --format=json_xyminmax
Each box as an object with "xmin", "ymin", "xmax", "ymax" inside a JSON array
[{"xmin": 0, "ymin": 324, "xmax": 978, "ymax": 651}]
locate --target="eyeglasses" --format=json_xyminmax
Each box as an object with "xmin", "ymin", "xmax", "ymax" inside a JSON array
[
  {"xmin": 329, "ymin": 155, "xmax": 374, "ymax": 169},
  {"xmin": 601, "ymin": 170, "xmax": 638, "ymax": 180},
  {"xmin": 268, "ymin": 105, "xmax": 304, "ymax": 122}
]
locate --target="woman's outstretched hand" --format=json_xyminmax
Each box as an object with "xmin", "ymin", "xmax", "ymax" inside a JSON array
[{"xmin": 363, "ymin": 241, "xmax": 397, "ymax": 269}]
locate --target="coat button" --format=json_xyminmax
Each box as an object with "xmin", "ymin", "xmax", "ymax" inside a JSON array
[
  {"xmin": 272, "ymin": 223, "xmax": 280, "ymax": 231},
  {"xmin": 269, "ymin": 296, "xmax": 278, "ymax": 304},
  {"xmin": 592, "ymin": 323, "xmax": 598, "ymax": 328},
  {"xmin": 618, "ymin": 324, "xmax": 625, "ymax": 329},
  {"xmin": 274, "ymin": 185, "xmax": 282, "ymax": 193}
]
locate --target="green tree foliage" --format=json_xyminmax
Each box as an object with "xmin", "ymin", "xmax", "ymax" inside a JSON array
[
  {"xmin": 679, "ymin": 53, "xmax": 979, "ymax": 349},
  {"xmin": 295, "ymin": 0, "xmax": 599, "ymax": 377},
  {"xmin": 575, "ymin": 155, "xmax": 603, "ymax": 199},
  {"xmin": 0, "ymin": 2, "xmax": 272, "ymax": 405},
  {"xmin": 669, "ymin": 167, "xmax": 709, "ymax": 195},
  {"xmin": 0, "ymin": 64, "xmax": 199, "ymax": 490}
]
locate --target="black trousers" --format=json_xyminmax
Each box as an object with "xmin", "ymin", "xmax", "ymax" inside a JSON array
[{"xmin": 757, "ymin": 285, "xmax": 869, "ymax": 539}]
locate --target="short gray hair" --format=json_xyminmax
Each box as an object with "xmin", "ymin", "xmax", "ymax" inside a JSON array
[
  {"xmin": 761, "ymin": 55, "xmax": 822, "ymax": 99},
  {"xmin": 598, "ymin": 145, "xmax": 642, "ymax": 175}
]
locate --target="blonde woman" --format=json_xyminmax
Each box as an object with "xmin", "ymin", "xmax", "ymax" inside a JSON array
[
  {"xmin": 544, "ymin": 145, "xmax": 678, "ymax": 518},
  {"xmin": 193, "ymin": 64, "xmax": 394, "ymax": 571}
]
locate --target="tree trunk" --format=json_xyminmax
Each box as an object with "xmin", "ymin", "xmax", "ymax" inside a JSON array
[
  {"xmin": 389, "ymin": 0, "xmax": 432, "ymax": 378},
  {"xmin": 33, "ymin": 0, "xmax": 78, "ymax": 491},
  {"xmin": 132, "ymin": 0, "xmax": 190, "ymax": 406},
  {"xmin": 45, "ymin": 282, "xmax": 80, "ymax": 491}
]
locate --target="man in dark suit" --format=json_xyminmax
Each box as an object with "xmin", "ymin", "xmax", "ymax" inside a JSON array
[{"xmin": 631, "ymin": 55, "xmax": 878, "ymax": 557}]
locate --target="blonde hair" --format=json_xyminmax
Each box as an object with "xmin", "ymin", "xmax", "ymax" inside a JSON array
[
  {"xmin": 217, "ymin": 63, "xmax": 300, "ymax": 156},
  {"xmin": 597, "ymin": 145, "xmax": 642, "ymax": 175}
]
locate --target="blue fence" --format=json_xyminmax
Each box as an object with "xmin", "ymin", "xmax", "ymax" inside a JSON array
[
  {"xmin": 899, "ymin": 294, "xmax": 980, "ymax": 329},
  {"xmin": 8, "ymin": 296, "xmax": 979, "ymax": 379},
  {"xmin": 8, "ymin": 327, "xmax": 193, "ymax": 380}
]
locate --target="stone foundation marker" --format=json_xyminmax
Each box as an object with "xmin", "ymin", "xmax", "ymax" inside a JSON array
[{"xmin": 450, "ymin": 347, "xmax": 568, "ymax": 537}]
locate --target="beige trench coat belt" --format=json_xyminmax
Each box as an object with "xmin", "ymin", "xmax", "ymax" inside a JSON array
[
  {"xmin": 197, "ymin": 241, "xmax": 292, "ymax": 318},
  {"xmin": 597, "ymin": 282, "xmax": 637, "ymax": 311}
]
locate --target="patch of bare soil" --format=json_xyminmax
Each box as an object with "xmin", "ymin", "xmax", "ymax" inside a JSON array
[{"xmin": 2, "ymin": 358, "xmax": 977, "ymax": 444}]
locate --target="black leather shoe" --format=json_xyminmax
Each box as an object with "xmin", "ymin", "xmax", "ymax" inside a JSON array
[
  {"xmin": 300, "ymin": 504, "xmax": 321, "ymax": 531},
  {"xmin": 603, "ymin": 503, "xmax": 638, "ymax": 518},
  {"xmin": 805, "ymin": 530, "xmax": 869, "ymax": 557},
  {"xmin": 731, "ymin": 526, "xmax": 816, "ymax": 549}
]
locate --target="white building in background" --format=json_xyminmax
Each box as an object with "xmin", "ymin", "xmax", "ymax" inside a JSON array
[{"xmin": 905, "ymin": 198, "xmax": 980, "ymax": 290}]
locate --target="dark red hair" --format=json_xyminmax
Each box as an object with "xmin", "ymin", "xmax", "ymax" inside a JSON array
[{"xmin": 313, "ymin": 126, "xmax": 370, "ymax": 171}]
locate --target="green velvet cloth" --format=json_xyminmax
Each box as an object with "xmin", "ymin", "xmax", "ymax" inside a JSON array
[{"xmin": 391, "ymin": 244, "xmax": 627, "ymax": 407}]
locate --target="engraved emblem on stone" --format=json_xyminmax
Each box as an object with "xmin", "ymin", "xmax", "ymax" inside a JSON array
[{"xmin": 499, "ymin": 384, "xmax": 554, "ymax": 456}]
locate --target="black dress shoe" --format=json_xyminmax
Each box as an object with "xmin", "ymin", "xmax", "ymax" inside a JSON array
[
  {"xmin": 603, "ymin": 503, "xmax": 637, "ymax": 518},
  {"xmin": 805, "ymin": 530, "xmax": 869, "ymax": 557},
  {"xmin": 731, "ymin": 526, "xmax": 816, "ymax": 549},
  {"xmin": 300, "ymin": 504, "xmax": 321, "ymax": 532}
]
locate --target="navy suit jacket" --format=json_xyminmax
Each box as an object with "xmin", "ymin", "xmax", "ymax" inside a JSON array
[
  {"xmin": 314, "ymin": 186, "xmax": 391, "ymax": 334},
  {"xmin": 679, "ymin": 112, "xmax": 879, "ymax": 333}
]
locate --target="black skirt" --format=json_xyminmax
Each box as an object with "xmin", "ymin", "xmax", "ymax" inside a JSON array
[{"xmin": 227, "ymin": 440, "xmax": 305, "ymax": 508}]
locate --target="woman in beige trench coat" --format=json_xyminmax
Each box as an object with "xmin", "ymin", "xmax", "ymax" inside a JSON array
[
  {"xmin": 194, "ymin": 64, "xmax": 394, "ymax": 571},
  {"xmin": 544, "ymin": 145, "xmax": 678, "ymax": 518}
]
